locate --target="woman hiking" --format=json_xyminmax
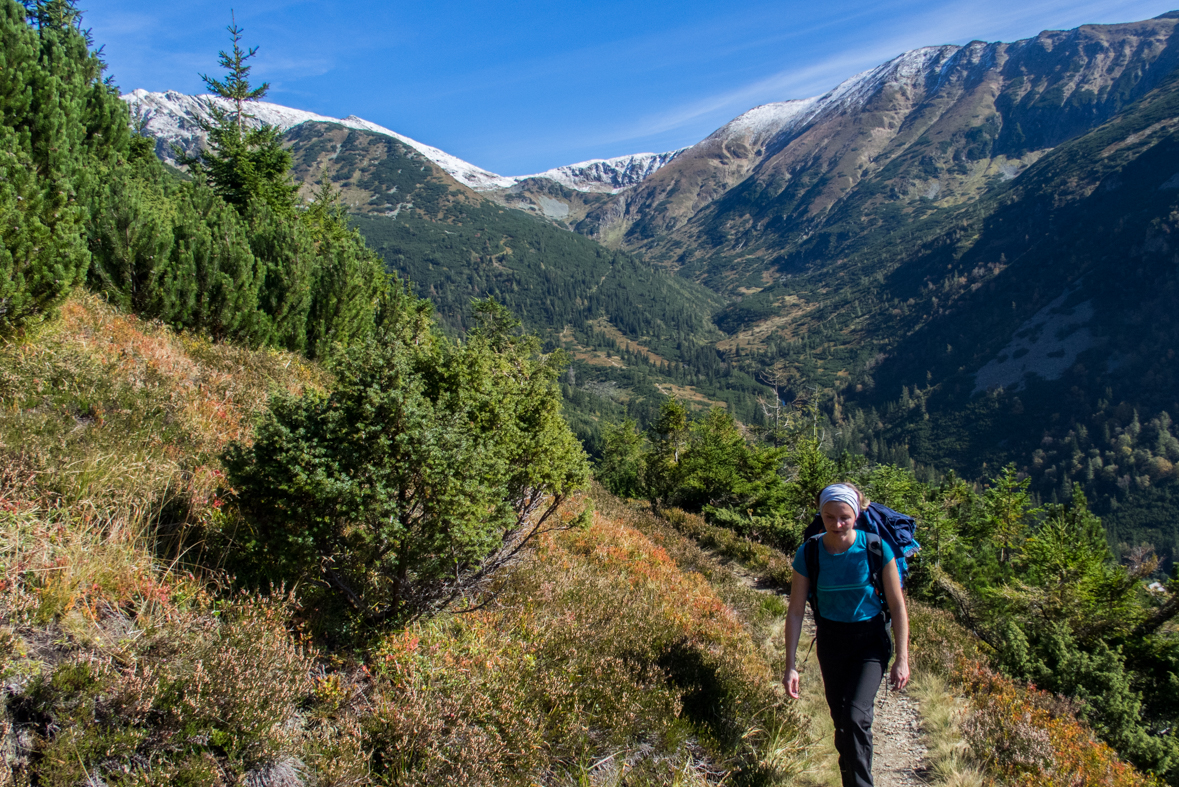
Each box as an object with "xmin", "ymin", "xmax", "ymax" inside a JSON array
[{"xmin": 784, "ymin": 482, "xmax": 910, "ymax": 787}]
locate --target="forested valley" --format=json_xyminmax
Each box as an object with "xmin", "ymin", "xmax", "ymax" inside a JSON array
[{"xmin": 2, "ymin": 1, "xmax": 1179, "ymax": 785}]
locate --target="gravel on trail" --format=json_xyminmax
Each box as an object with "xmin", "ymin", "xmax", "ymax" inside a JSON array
[{"xmin": 873, "ymin": 681, "xmax": 929, "ymax": 787}]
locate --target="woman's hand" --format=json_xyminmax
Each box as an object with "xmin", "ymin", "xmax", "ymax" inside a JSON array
[
  {"xmin": 889, "ymin": 657, "xmax": 910, "ymax": 691},
  {"xmin": 785, "ymin": 668, "xmax": 800, "ymax": 699}
]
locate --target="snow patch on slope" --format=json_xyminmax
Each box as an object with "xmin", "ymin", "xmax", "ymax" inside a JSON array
[
  {"xmin": 692, "ymin": 47, "xmax": 957, "ymax": 153},
  {"xmin": 529, "ymin": 150, "xmax": 686, "ymax": 193},
  {"xmin": 818, "ymin": 47, "xmax": 953, "ymax": 116},
  {"xmin": 706, "ymin": 98, "xmax": 821, "ymax": 144}
]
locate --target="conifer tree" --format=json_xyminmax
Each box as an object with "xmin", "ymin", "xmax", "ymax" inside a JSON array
[
  {"xmin": 643, "ymin": 398, "xmax": 690, "ymax": 510},
  {"xmin": 299, "ymin": 179, "xmax": 387, "ymax": 356},
  {"xmin": 180, "ymin": 15, "xmax": 296, "ymax": 214},
  {"xmin": 0, "ymin": 0, "xmax": 126, "ymax": 331}
]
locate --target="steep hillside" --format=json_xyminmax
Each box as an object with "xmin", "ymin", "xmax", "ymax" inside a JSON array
[
  {"xmin": 0, "ymin": 295, "xmax": 810, "ymax": 785},
  {"xmin": 582, "ymin": 14, "xmax": 1179, "ymax": 292},
  {"xmin": 282, "ymin": 121, "xmax": 721, "ymax": 348}
]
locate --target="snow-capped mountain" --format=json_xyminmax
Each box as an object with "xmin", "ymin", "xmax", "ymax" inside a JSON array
[
  {"xmin": 527, "ymin": 150, "xmax": 686, "ymax": 193},
  {"xmin": 695, "ymin": 46, "xmax": 954, "ymax": 152},
  {"xmin": 123, "ymin": 89, "xmax": 680, "ymax": 195},
  {"xmin": 124, "ymin": 89, "xmax": 516, "ymax": 191},
  {"xmin": 578, "ymin": 15, "xmax": 1179, "ymax": 276},
  {"xmin": 121, "ymin": 46, "xmax": 962, "ymax": 202}
]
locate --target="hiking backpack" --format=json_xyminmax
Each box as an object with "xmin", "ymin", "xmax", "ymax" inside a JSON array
[{"xmin": 801, "ymin": 502, "xmax": 920, "ymax": 621}]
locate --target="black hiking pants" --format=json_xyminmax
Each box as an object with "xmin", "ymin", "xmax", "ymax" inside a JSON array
[{"xmin": 815, "ymin": 614, "xmax": 892, "ymax": 787}]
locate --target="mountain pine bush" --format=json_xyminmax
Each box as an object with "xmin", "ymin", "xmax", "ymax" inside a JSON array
[
  {"xmin": 1, "ymin": 0, "xmax": 387, "ymax": 356},
  {"xmin": 0, "ymin": 0, "xmax": 122, "ymax": 330},
  {"xmin": 224, "ymin": 294, "xmax": 590, "ymax": 627}
]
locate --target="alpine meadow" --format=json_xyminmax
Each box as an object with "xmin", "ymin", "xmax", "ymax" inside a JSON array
[{"xmin": 3, "ymin": 0, "xmax": 1179, "ymax": 785}]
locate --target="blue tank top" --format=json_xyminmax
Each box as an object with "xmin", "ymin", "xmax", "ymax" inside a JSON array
[{"xmin": 792, "ymin": 530, "xmax": 895, "ymax": 622}]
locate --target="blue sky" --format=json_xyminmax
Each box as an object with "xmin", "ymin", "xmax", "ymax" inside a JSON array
[{"xmin": 85, "ymin": 0, "xmax": 1178, "ymax": 175}]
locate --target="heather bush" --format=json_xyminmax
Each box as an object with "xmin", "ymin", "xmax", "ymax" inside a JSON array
[
  {"xmin": 593, "ymin": 488, "xmax": 789, "ymax": 625},
  {"xmin": 909, "ymin": 602, "xmax": 1158, "ymax": 787},
  {"xmin": 6, "ymin": 590, "xmax": 318, "ymax": 786},
  {"xmin": 956, "ymin": 661, "xmax": 1156, "ymax": 787},
  {"xmin": 362, "ymin": 505, "xmax": 809, "ymax": 786}
]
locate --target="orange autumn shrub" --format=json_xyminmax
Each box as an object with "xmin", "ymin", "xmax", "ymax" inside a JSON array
[
  {"xmin": 57, "ymin": 293, "xmax": 325, "ymax": 456},
  {"xmin": 365, "ymin": 506, "xmax": 808, "ymax": 786},
  {"xmin": 957, "ymin": 661, "xmax": 1157, "ymax": 787},
  {"xmin": 909, "ymin": 604, "xmax": 1157, "ymax": 787}
]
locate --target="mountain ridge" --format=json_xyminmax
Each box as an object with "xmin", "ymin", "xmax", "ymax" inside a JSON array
[
  {"xmin": 124, "ymin": 88, "xmax": 682, "ymax": 195},
  {"xmin": 123, "ymin": 12, "xmax": 1179, "ymax": 543},
  {"xmin": 581, "ymin": 14, "xmax": 1179, "ymax": 287}
]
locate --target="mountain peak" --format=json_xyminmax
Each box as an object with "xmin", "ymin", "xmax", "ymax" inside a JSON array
[{"xmin": 530, "ymin": 151, "xmax": 687, "ymax": 193}]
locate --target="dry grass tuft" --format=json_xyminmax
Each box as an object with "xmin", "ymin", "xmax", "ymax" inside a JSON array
[
  {"xmin": 0, "ymin": 291, "xmax": 325, "ymax": 510},
  {"xmin": 910, "ymin": 671, "xmax": 985, "ymax": 787}
]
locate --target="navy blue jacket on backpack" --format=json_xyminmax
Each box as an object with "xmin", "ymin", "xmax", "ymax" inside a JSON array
[{"xmin": 802, "ymin": 502, "xmax": 919, "ymax": 622}]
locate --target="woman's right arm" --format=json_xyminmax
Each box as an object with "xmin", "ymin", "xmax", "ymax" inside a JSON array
[{"xmin": 784, "ymin": 569, "xmax": 809, "ymax": 699}]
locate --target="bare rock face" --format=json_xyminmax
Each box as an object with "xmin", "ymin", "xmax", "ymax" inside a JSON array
[{"xmin": 579, "ymin": 15, "xmax": 1179, "ymax": 284}]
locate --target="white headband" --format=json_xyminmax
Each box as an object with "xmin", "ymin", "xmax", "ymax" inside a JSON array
[{"xmin": 819, "ymin": 484, "xmax": 861, "ymax": 515}]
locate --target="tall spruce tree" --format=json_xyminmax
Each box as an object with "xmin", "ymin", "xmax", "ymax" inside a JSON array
[{"xmin": 180, "ymin": 15, "xmax": 297, "ymax": 215}]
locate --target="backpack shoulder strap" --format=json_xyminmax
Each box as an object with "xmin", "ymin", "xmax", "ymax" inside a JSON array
[
  {"xmin": 802, "ymin": 513, "xmax": 825, "ymax": 541},
  {"xmin": 803, "ymin": 534, "xmax": 823, "ymax": 618},
  {"xmin": 863, "ymin": 532, "xmax": 891, "ymax": 623}
]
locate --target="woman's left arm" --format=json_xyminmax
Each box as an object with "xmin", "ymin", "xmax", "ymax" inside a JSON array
[{"xmin": 883, "ymin": 559, "xmax": 909, "ymax": 690}]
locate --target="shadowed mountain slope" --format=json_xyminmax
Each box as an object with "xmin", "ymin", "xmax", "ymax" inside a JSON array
[
  {"xmin": 796, "ymin": 66, "xmax": 1179, "ymax": 555},
  {"xmin": 580, "ymin": 14, "xmax": 1179, "ymax": 294}
]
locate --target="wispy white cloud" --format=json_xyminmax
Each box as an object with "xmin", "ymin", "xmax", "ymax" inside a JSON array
[{"xmin": 600, "ymin": 50, "xmax": 889, "ymax": 145}]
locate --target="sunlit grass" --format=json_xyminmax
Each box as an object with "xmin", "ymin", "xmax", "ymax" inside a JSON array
[{"xmin": 911, "ymin": 671, "xmax": 985, "ymax": 787}]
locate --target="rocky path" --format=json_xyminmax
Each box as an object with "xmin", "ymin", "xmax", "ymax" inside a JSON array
[{"xmin": 873, "ymin": 682, "xmax": 929, "ymax": 787}]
